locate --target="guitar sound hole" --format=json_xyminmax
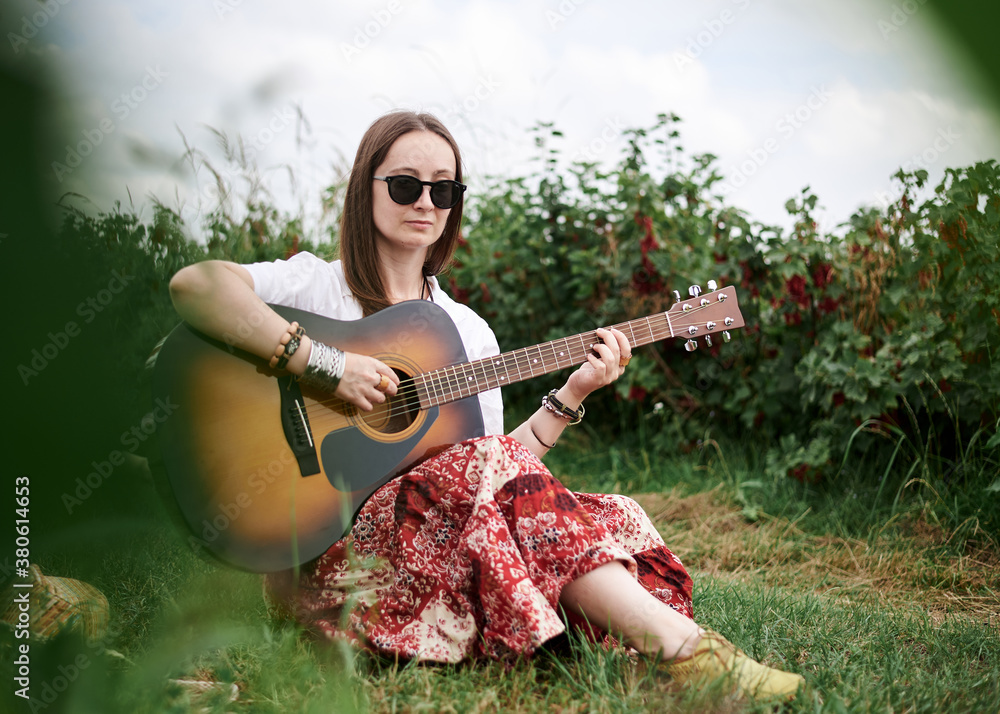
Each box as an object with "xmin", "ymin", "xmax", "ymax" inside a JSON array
[{"xmin": 374, "ymin": 369, "xmax": 420, "ymax": 435}]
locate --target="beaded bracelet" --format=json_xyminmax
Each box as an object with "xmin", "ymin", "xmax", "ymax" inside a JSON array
[
  {"xmin": 270, "ymin": 322, "xmax": 305, "ymax": 370},
  {"xmin": 299, "ymin": 340, "xmax": 346, "ymax": 393},
  {"xmin": 541, "ymin": 389, "xmax": 585, "ymax": 426}
]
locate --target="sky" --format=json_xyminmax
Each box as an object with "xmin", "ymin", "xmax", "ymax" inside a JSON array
[{"xmin": 7, "ymin": 0, "xmax": 1000, "ymax": 237}]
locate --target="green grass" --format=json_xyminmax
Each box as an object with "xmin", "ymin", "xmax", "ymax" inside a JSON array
[{"xmin": 2, "ymin": 433, "xmax": 999, "ymax": 713}]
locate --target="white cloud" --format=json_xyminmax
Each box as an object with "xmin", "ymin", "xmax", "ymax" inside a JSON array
[{"xmin": 26, "ymin": 0, "xmax": 1000, "ymax": 238}]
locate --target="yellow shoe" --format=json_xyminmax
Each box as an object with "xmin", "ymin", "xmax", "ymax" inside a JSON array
[{"xmin": 664, "ymin": 628, "xmax": 804, "ymax": 703}]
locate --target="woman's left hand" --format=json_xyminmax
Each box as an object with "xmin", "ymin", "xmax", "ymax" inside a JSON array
[{"xmin": 564, "ymin": 327, "xmax": 631, "ymax": 401}]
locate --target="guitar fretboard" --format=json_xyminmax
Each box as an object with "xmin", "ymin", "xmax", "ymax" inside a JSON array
[{"xmin": 415, "ymin": 312, "xmax": 677, "ymax": 408}]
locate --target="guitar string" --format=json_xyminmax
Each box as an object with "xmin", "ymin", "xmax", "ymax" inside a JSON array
[
  {"xmin": 300, "ymin": 301, "xmax": 735, "ymax": 428},
  {"xmin": 303, "ymin": 305, "xmax": 733, "ymax": 427},
  {"xmin": 308, "ymin": 314, "xmax": 699, "ymax": 413}
]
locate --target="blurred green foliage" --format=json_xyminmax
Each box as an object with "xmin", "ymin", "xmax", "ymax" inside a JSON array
[{"xmin": 454, "ymin": 117, "xmax": 999, "ymax": 492}]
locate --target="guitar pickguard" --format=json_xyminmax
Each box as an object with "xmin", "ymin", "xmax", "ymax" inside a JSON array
[{"xmin": 320, "ymin": 406, "xmax": 439, "ymax": 492}]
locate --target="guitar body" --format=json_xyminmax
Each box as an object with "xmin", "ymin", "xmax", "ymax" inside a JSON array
[{"xmin": 152, "ymin": 301, "xmax": 485, "ymax": 572}]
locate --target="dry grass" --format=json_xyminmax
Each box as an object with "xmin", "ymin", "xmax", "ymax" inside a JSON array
[{"xmin": 633, "ymin": 488, "xmax": 1000, "ymax": 626}]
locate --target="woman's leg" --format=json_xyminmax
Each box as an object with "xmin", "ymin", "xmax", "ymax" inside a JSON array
[
  {"xmin": 559, "ymin": 560, "xmax": 703, "ymax": 659},
  {"xmin": 559, "ymin": 560, "xmax": 805, "ymax": 702}
]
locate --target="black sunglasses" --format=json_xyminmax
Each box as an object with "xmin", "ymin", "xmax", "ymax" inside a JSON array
[{"xmin": 373, "ymin": 175, "xmax": 466, "ymax": 209}]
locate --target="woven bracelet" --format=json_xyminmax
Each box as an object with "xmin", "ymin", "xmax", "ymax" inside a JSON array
[{"xmin": 541, "ymin": 389, "xmax": 585, "ymax": 426}]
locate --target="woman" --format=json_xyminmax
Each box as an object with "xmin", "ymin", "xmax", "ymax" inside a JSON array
[{"xmin": 169, "ymin": 110, "xmax": 803, "ymax": 701}]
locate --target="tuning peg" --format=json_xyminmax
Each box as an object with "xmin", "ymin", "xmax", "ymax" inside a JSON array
[
  {"xmin": 723, "ymin": 331, "xmax": 731, "ymax": 342},
  {"xmin": 684, "ymin": 339, "xmax": 698, "ymax": 352},
  {"xmin": 704, "ymin": 335, "xmax": 713, "ymax": 348},
  {"xmin": 672, "ymin": 289, "xmax": 682, "ymax": 303},
  {"xmin": 688, "ymin": 285, "xmax": 702, "ymax": 298},
  {"xmin": 707, "ymin": 280, "xmax": 718, "ymax": 292}
]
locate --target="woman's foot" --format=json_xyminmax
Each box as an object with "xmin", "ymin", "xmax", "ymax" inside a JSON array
[{"xmin": 662, "ymin": 629, "xmax": 804, "ymax": 702}]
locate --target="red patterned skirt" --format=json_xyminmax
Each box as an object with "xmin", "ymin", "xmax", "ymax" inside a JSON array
[{"xmin": 265, "ymin": 435, "xmax": 693, "ymax": 663}]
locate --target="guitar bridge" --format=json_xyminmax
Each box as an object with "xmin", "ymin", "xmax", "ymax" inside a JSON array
[{"xmin": 277, "ymin": 375, "xmax": 320, "ymax": 477}]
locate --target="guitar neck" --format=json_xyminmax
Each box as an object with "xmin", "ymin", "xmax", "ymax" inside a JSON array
[{"xmin": 415, "ymin": 286, "xmax": 742, "ymax": 409}]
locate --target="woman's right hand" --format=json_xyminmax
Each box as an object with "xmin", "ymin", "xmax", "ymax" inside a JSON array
[
  {"xmin": 170, "ymin": 261, "xmax": 401, "ymax": 412},
  {"xmin": 334, "ymin": 350, "xmax": 399, "ymax": 412}
]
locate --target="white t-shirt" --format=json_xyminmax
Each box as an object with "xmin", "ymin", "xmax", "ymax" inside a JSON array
[{"xmin": 243, "ymin": 252, "xmax": 504, "ymax": 435}]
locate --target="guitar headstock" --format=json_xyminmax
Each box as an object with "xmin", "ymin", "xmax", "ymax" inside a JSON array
[{"xmin": 666, "ymin": 281, "xmax": 745, "ymax": 351}]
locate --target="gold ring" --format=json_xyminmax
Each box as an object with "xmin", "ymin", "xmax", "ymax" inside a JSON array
[
  {"xmin": 619, "ymin": 355, "xmax": 632, "ymax": 368},
  {"xmin": 377, "ymin": 374, "xmax": 390, "ymax": 391}
]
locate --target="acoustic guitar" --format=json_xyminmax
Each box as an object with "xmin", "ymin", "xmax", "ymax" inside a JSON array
[{"xmin": 151, "ymin": 284, "xmax": 744, "ymax": 572}]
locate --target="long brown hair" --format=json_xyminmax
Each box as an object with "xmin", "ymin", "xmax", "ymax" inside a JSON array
[{"xmin": 339, "ymin": 111, "xmax": 464, "ymax": 316}]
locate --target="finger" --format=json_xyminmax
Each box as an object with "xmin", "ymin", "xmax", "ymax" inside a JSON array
[
  {"xmin": 610, "ymin": 328, "xmax": 632, "ymax": 358},
  {"xmin": 586, "ymin": 352, "xmax": 609, "ymax": 377},
  {"xmin": 589, "ymin": 344, "xmax": 614, "ymax": 371},
  {"xmin": 374, "ymin": 362, "xmax": 400, "ymax": 393},
  {"xmin": 368, "ymin": 375, "xmax": 388, "ymax": 404},
  {"xmin": 373, "ymin": 372, "xmax": 397, "ymax": 398},
  {"xmin": 597, "ymin": 328, "xmax": 621, "ymax": 354},
  {"xmin": 349, "ymin": 386, "xmax": 375, "ymax": 411},
  {"xmin": 594, "ymin": 328, "xmax": 630, "ymax": 382},
  {"xmin": 608, "ymin": 330, "xmax": 631, "ymax": 371},
  {"xmin": 372, "ymin": 361, "xmax": 399, "ymax": 385},
  {"xmin": 594, "ymin": 328, "xmax": 620, "ymax": 364}
]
